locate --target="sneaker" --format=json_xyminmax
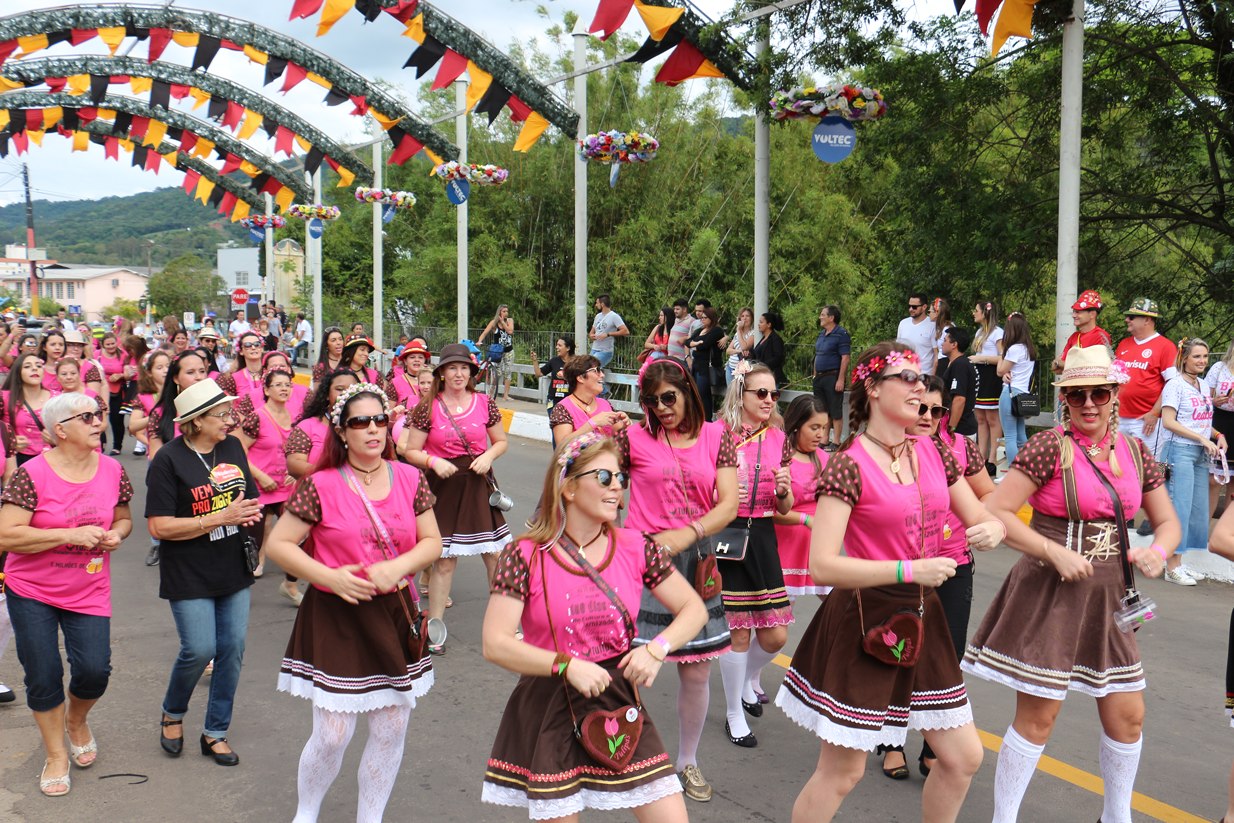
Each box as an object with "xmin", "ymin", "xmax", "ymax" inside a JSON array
[
  {"xmin": 678, "ymin": 764, "xmax": 712, "ymax": 802},
  {"xmin": 145, "ymin": 544, "xmax": 160, "ymax": 566},
  {"xmin": 0, "ymin": 682, "xmax": 15, "ymax": 703},
  {"xmin": 1182, "ymin": 567, "xmax": 1205, "ymax": 582},
  {"xmin": 133, "ymin": 443, "xmax": 147, "ymax": 456},
  {"xmin": 1163, "ymin": 567, "xmax": 1197, "ymax": 586},
  {"xmin": 1136, "ymin": 519, "xmax": 1154, "ymax": 537}
]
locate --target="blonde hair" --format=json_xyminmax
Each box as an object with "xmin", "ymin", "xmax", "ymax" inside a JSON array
[
  {"xmin": 717, "ymin": 362, "xmax": 783, "ymax": 432},
  {"xmin": 519, "ymin": 434, "xmax": 620, "ymax": 547},
  {"xmin": 1059, "ymin": 391, "xmax": 1123, "ymax": 478},
  {"xmin": 1174, "ymin": 337, "xmax": 1209, "ymax": 374}
]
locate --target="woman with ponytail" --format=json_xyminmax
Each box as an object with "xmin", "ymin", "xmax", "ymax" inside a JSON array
[
  {"xmin": 964, "ymin": 344, "xmax": 1180, "ymax": 823},
  {"xmin": 969, "ymin": 299, "xmax": 1004, "ymax": 476}
]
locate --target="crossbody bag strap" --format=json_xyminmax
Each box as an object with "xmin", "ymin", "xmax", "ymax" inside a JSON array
[
  {"xmin": 438, "ymin": 397, "xmax": 499, "ymax": 493},
  {"xmin": 1069, "ymin": 435, "xmax": 1137, "ymax": 595},
  {"xmin": 22, "ymin": 398, "xmax": 44, "ymax": 432},
  {"xmin": 1051, "ymin": 429, "xmax": 1083, "ymax": 522},
  {"xmin": 339, "ymin": 464, "xmax": 423, "ymax": 610}
]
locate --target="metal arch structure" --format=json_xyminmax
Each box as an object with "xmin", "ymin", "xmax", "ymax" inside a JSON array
[
  {"xmin": 0, "ymin": 90, "xmax": 311, "ymax": 202},
  {"xmin": 1, "ymin": 56, "xmax": 374, "ymax": 184},
  {"xmin": 0, "ymin": 4, "xmax": 459, "ymax": 162}
]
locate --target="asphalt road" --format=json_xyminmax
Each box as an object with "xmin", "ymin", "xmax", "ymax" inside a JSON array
[{"xmin": 0, "ymin": 435, "xmax": 1228, "ymax": 822}]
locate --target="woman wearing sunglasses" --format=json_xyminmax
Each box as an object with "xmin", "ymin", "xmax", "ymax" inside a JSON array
[
  {"xmin": 0, "ymin": 392, "xmax": 132, "ymax": 797},
  {"xmin": 229, "ymin": 351, "xmax": 312, "ymax": 425},
  {"xmin": 481, "ymin": 432, "xmax": 706, "ymax": 821},
  {"xmin": 402, "ymin": 343, "xmax": 510, "ymax": 654},
  {"xmin": 615, "ymin": 357, "xmax": 738, "ymax": 803},
  {"xmin": 713, "ymin": 362, "xmax": 793, "ymax": 749},
  {"xmin": 216, "ymin": 332, "xmax": 268, "ymax": 407},
  {"xmin": 777, "ymin": 342, "xmax": 1004, "ymax": 823},
  {"xmin": 964, "ymin": 344, "xmax": 1180, "ymax": 823},
  {"xmin": 237, "ymin": 367, "xmax": 298, "ymax": 592},
  {"xmin": 5, "ymin": 353, "xmax": 53, "ymax": 466},
  {"xmin": 266, "ymin": 383, "xmax": 442, "ymax": 823},
  {"xmin": 549, "ymin": 355, "xmax": 629, "ymax": 444}
]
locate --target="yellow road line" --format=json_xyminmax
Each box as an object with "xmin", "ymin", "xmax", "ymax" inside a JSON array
[{"xmin": 771, "ymin": 655, "xmax": 1207, "ymax": 822}]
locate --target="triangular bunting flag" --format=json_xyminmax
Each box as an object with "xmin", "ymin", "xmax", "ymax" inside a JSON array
[
  {"xmin": 238, "ymin": 110, "xmax": 263, "ymax": 139},
  {"xmin": 182, "ymin": 168, "xmax": 201, "ymax": 194},
  {"xmin": 274, "ymin": 125, "xmax": 295, "ymax": 156},
  {"xmin": 291, "ymin": 0, "xmax": 326, "ymax": 20},
  {"xmin": 68, "ymin": 28, "xmax": 98, "ymax": 46},
  {"xmin": 97, "ymin": 27, "xmax": 125, "ymax": 54},
  {"xmin": 633, "ymin": 0, "xmax": 684, "ymax": 41},
  {"xmin": 282, "ymin": 63, "xmax": 308, "ymax": 93},
  {"xmin": 129, "ymin": 76, "xmax": 153, "ymax": 95},
  {"xmin": 221, "ymin": 153, "xmax": 242, "ymax": 174},
  {"xmin": 243, "ymin": 45, "xmax": 268, "ymax": 65},
  {"xmin": 195, "ymin": 177, "xmax": 216, "ymax": 204},
  {"xmin": 589, "ymin": 0, "xmax": 635, "ymax": 40},
  {"xmin": 145, "ymin": 149, "xmax": 162, "ymax": 173},
  {"xmin": 147, "ymin": 27, "xmax": 172, "ymax": 62},
  {"xmin": 402, "ymin": 13, "xmax": 426, "ymax": 44},
  {"xmin": 89, "ymin": 74, "xmax": 109, "ymax": 105},
  {"xmin": 625, "ymin": 29, "xmax": 683, "ymax": 64},
  {"xmin": 218, "ymin": 191, "xmax": 238, "ymax": 215},
  {"xmin": 144, "ymin": 120, "xmax": 168, "ymax": 147},
  {"xmin": 223, "ymin": 101, "xmax": 245, "ymax": 130},
  {"xmin": 304, "ymin": 147, "xmax": 325, "ymax": 175},
  {"xmin": 388, "ymin": 132, "xmax": 423, "ymax": 164},
  {"xmin": 192, "ymin": 36, "xmax": 222, "ymax": 71},
  {"xmin": 464, "ymin": 62, "xmax": 494, "ymax": 112},
  {"xmin": 991, "ymin": 0, "xmax": 1039, "ymax": 56},
  {"xmin": 171, "ymin": 31, "xmax": 200, "ymax": 48},
  {"xmin": 506, "ymin": 95, "xmax": 531, "ymax": 123},
  {"xmin": 431, "ymin": 50, "xmax": 469, "ymax": 90},
  {"xmin": 473, "ymin": 82, "xmax": 512, "ymax": 126},
  {"xmin": 264, "ymin": 56, "xmax": 289, "ymax": 87},
  {"xmin": 318, "ymin": 0, "xmax": 356, "ymax": 37},
  {"xmin": 512, "ymin": 111, "xmax": 550, "ymax": 152},
  {"xmin": 71, "ymin": 130, "xmax": 89, "ymax": 152},
  {"xmin": 654, "ymin": 40, "xmax": 718, "ymax": 85},
  {"xmin": 104, "ymin": 136, "xmax": 119, "ymax": 160},
  {"xmin": 275, "ymin": 187, "xmax": 294, "ymax": 212},
  {"xmin": 150, "ymin": 80, "xmax": 171, "ymax": 110},
  {"xmin": 369, "ymin": 108, "xmax": 402, "ymax": 130},
  {"xmin": 232, "ymin": 200, "xmax": 251, "ymax": 222},
  {"xmin": 404, "ymin": 36, "xmax": 445, "ymax": 78},
  {"xmin": 976, "ymin": 0, "xmax": 1002, "ymax": 35},
  {"xmin": 335, "ymin": 166, "xmax": 355, "ymax": 187}
]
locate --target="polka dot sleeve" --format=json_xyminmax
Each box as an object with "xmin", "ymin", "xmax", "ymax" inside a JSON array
[
  {"xmin": 961, "ymin": 437, "xmax": 985, "ymax": 477},
  {"xmin": 0, "ymin": 421, "xmax": 14, "ymax": 455},
  {"xmin": 412, "ymin": 470, "xmax": 436, "ymax": 515},
  {"xmin": 239, "ymin": 411, "xmax": 261, "ymax": 441},
  {"xmin": 284, "ymin": 477, "xmax": 323, "ymax": 524},
  {"xmin": 409, "ymin": 402, "xmax": 433, "ymax": 433},
  {"xmin": 284, "ymin": 427, "xmax": 313, "ymax": 457},
  {"xmin": 716, "ymin": 427, "xmax": 738, "ymax": 469},
  {"xmin": 312, "ymin": 362, "xmax": 326, "ymax": 384},
  {"xmin": 233, "ymin": 394, "xmax": 256, "ymax": 421},
  {"xmin": 216, "ymin": 372, "xmax": 238, "ymax": 397},
  {"xmin": 1, "ymin": 467, "xmax": 38, "ymax": 511},
  {"xmin": 615, "ymin": 429, "xmax": 632, "ymax": 472},
  {"xmin": 146, "ymin": 406, "xmax": 164, "ymax": 443},
  {"xmin": 490, "ymin": 543, "xmax": 530, "ymax": 601},
  {"xmin": 485, "ymin": 395, "xmax": 502, "ymax": 428},
  {"xmin": 117, "ymin": 467, "xmax": 135, "ymax": 505},
  {"xmin": 95, "ymin": 395, "xmax": 108, "ymax": 415},
  {"xmin": 642, "ymin": 537, "xmax": 675, "ymax": 589},
  {"xmin": 84, "ymin": 365, "xmax": 102, "ymax": 384},
  {"xmin": 1134, "ymin": 437, "xmax": 1166, "ymax": 492},
  {"xmin": 1009, "ymin": 430, "xmax": 1061, "ymax": 488},
  {"xmin": 929, "ymin": 436, "xmax": 962, "ymax": 486},
  {"xmin": 815, "ymin": 452, "xmax": 862, "ymax": 507},
  {"xmin": 548, "ymin": 402, "xmax": 573, "ymax": 428}
]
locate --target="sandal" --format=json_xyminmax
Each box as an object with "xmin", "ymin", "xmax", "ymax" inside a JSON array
[
  {"xmin": 39, "ymin": 759, "xmax": 71, "ymax": 797},
  {"xmin": 876, "ymin": 744, "xmax": 910, "ymax": 780},
  {"xmin": 66, "ymin": 724, "xmax": 98, "ymax": 768},
  {"xmin": 445, "ymin": 596, "xmax": 454, "ymax": 609}
]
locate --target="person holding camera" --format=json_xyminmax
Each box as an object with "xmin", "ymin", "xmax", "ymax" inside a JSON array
[{"xmin": 478, "ymin": 305, "xmax": 515, "ymax": 402}]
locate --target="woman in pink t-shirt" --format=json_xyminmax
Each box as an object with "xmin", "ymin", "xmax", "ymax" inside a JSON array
[
  {"xmin": 340, "ymin": 333, "xmax": 383, "ymax": 387},
  {"xmin": 238, "ymin": 367, "xmax": 298, "ymax": 597},
  {"xmin": 773, "ymin": 395, "xmax": 831, "ymax": 599},
  {"xmin": 402, "ymin": 343, "xmax": 510, "ymax": 654},
  {"xmin": 776, "ymin": 342, "xmax": 1004, "ymax": 823},
  {"xmin": 145, "ymin": 351, "xmax": 210, "ymax": 461},
  {"xmin": 5, "ymin": 353, "xmax": 53, "ymax": 465},
  {"xmin": 617, "ymin": 357, "xmax": 738, "ymax": 803},
  {"xmin": 53, "ymin": 359, "xmax": 107, "ymax": 452},
  {"xmin": 548, "ymin": 354, "xmax": 629, "ymax": 443},
  {"xmin": 285, "ymin": 368, "xmax": 360, "ymax": 481},
  {"xmin": 97, "ymin": 333, "xmax": 130, "ymax": 456},
  {"xmin": 230, "ymin": 350, "xmax": 311, "ymax": 424},
  {"xmin": 128, "ymin": 350, "xmax": 171, "ymax": 458},
  {"xmin": 388, "ymin": 340, "xmax": 429, "ymax": 412},
  {"xmin": 266, "ymin": 384, "xmax": 441, "ymax": 823},
  {"xmin": 216, "ymin": 331, "xmax": 266, "ymax": 404},
  {"xmin": 0, "ymin": 391, "xmax": 133, "ymax": 798},
  {"xmin": 37, "ymin": 330, "xmax": 67, "ymax": 394},
  {"xmin": 482, "ymin": 432, "xmax": 706, "ymax": 820}
]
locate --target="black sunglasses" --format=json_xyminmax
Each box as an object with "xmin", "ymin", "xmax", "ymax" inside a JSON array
[
  {"xmin": 344, "ymin": 414, "xmax": 391, "ymax": 430},
  {"xmin": 1064, "ymin": 387, "xmax": 1113, "ymax": 407},
  {"xmin": 575, "ymin": 468, "xmax": 630, "ymax": 489},
  {"xmin": 641, "ymin": 390, "xmax": 678, "ymax": 408},
  {"xmin": 60, "ymin": 409, "xmax": 104, "ymax": 425},
  {"xmin": 241, "ymin": 341, "xmax": 263, "ymax": 349},
  {"xmin": 878, "ymin": 369, "xmax": 928, "ymax": 386},
  {"xmin": 744, "ymin": 388, "xmax": 782, "ymax": 401},
  {"xmin": 918, "ymin": 404, "xmax": 946, "ymax": 419},
  {"xmin": 907, "ymin": 303, "xmax": 924, "ymax": 309}
]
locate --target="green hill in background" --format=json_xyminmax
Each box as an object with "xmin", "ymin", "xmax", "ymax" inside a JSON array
[{"xmin": 0, "ymin": 186, "xmax": 246, "ymax": 269}]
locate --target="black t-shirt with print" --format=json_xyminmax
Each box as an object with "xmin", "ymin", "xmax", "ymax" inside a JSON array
[
  {"xmin": 944, "ymin": 354, "xmax": 979, "ymax": 437},
  {"xmin": 145, "ymin": 435, "xmax": 259, "ymax": 601}
]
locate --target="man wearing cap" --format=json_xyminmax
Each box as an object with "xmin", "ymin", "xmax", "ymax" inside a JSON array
[
  {"xmin": 1053, "ymin": 290, "xmax": 1113, "ymax": 374},
  {"xmin": 1114, "ymin": 298, "xmax": 1178, "ymax": 458}
]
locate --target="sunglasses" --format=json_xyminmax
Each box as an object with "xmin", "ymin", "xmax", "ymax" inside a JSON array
[
  {"xmin": 241, "ymin": 341, "xmax": 263, "ymax": 349},
  {"xmin": 641, "ymin": 390, "xmax": 678, "ymax": 408},
  {"xmin": 907, "ymin": 303, "xmax": 924, "ymax": 309},
  {"xmin": 918, "ymin": 404, "xmax": 946, "ymax": 419},
  {"xmin": 878, "ymin": 369, "xmax": 928, "ymax": 386},
  {"xmin": 744, "ymin": 388, "xmax": 782, "ymax": 401},
  {"xmin": 60, "ymin": 409, "xmax": 104, "ymax": 425},
  {"xmin": 344, "ymin": 414, "xmax": 391, "ymax": 430},
  {"xmin": 1064, "ymin": 387, "xmax": 1113, "ymax": 407},
  {"xmin": 575, "ymin": 468, "xmax": 630, "ymax": 489}
]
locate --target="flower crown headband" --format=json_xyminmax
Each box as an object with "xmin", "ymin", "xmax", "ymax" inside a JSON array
[
  {"xmin": 555, "ymin": 431, "xmax": 608, "ymax": 474},
  {"xmin": 851, "ymin": 349, "xmax": 920, "ymax": 383},
  {"xmin": 329, "ymin": 382, "xmax": 390, "ymax": 426},
  {"xmin": 636, "ymin": 355, "xmax": 688, "ymax": 387},
  {"xmin": 262, "ymin": 365, "xmax": 293, "ymax": 383}
]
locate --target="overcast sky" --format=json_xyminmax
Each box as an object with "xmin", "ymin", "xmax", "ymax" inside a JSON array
[{"xmin": 0, "ymin": 0, "xmax": 959, "ymax": 208}]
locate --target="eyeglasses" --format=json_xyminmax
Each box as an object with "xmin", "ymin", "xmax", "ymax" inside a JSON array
[
  {"xmin": 1064, "ymin": 387, "xmax": 1113, "ymax": 407},
  {"xmin": 744, "ymin": 388, "xmax": 782, "ymax": 401},
  {"xmin": 917, "ymin": 404, "xmax": 946, "ymax": 419},
  {"xmin": 641, "ymin": 390, "xmax": 678, "ymax": 408},
  {"xmin": 344, "ymin": 414, "xmax": 391, "ymax": 430},
  {"xmin": 878, "ymin": 369, "xmax": 928, "ymax": 386},
  {"xmin": 907, "ymin": 303, "xmax": 924, "ymax": 310},
  {"xmin": 241, "ymin": 341, "xmax": 263, "ymax": 349},
  {"xmin": 60, "ymin": 410, "xmax": 104, "ymax": 425},
  {"xmin": 574, "ymin": 468, "xmax": 630, "ymax": 489},
  {"xmin": 203, "ymin": 409, "xmax": 235, "ymax": 420}
]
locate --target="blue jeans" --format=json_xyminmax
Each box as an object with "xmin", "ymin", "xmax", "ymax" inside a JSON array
[
  {"xmin": 998, "ymin": 384, "xmax": 1029, "ymax": 465},
  {"xmin": 6, "ymin": 589, "xmax": 111, "ymax": 712},
  {"xmin": 591, "ymin": 348, "xmax": 614, "ymax": 398},
  {"xmin": 163, "ymin": 589, "xmax": 250, "ymax": 739},
  {"xmin": 1164, "ymin": 440, "xmax": 1210, "ymax": 552}
]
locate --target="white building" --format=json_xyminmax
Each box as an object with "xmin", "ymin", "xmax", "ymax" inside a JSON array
[{"xmin": 1, "ymin": 263, "xmax": 149, "ymax": 321}]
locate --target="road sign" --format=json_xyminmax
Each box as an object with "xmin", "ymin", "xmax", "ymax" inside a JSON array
[
  {"xmin": 811, "ymin": 116, "xmax": 857, "ymax": 164},
  {"xmin": 231, "ymin": 288, "xmax": 249, "ymax": 307}
]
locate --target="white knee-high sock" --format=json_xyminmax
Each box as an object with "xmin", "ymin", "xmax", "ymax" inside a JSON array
[
  {"xmin": 293, "ymin": 707, "xmax": 358, "ymax": 823},
  {"xmin": 1099, "ymin": 733, "xmax": 1142, "ymax": 823},
  {"xmin": 992, "ymin": 726, "xmax": 1045, "ymax": 823},
  {"xmin": 743, "ymin": 641, "xmax": 778, "ymax": 703},
  {"xmin": 676, "ymin": 664, "xmax": 709, "ymax": 767},
  {"xmin": 718, "ymin": 650, "xmax": 751, "ymax": 738}
]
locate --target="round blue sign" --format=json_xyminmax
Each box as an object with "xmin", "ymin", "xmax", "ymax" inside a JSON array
[
  {"xmin": 445, "ymin": 178, "xmax": 471, "ymax": 206},
  {"xmin": 811, "ymin": 116, "xmax": 856, "ymax": 164},
  {"xmin": 308, "ymin": 218, "xmax": 323, "ymax": 239}
]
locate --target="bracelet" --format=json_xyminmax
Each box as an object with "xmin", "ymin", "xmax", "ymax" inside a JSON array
[
  {"xmin": 426, "ymin": 456, "xmax": 436, "ymax": 469},
  {"xmin": 690, "ymin": 520, "xmax": 705, "ymax": 541},
  {"xmin": 551, "ymin": 652, "xmax": 571, "ymax": 678},
  {"xmin": 1150, "ymin": 543, "xmax": 1168, "ymax": 562},
  {"xmin": 896, "ymin": 560, "xmax": 904, "ymax": 584},
  {"xmin": 903, "ymin": 560, "xmax": 914, "ymax": 583},
  {"xmin": 799, "ymin": 513, "xmax": 809, "ymax": 527}
]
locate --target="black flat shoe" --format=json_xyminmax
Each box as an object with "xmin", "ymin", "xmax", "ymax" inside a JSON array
[
  {"xmin": 159, "ymin": 717, "xmax": 182, "ymax": 757},
  {"xmin": 919, "ymin": 753, "xmax": 935, "ymax": 777},
  {"xmin": 724, "ymin": 721, "xmax": 757, "ymax": 748},
  {"xmin": 200, "ymin": 735, "xmax": 239, "ymax": 766},
  {"xmin": 741, "ymin": 698, "xmax": 763, "ymax": 718},
  {"xmin": 876, "ymin": 744, "xmax": 909, "ymax": 780}
]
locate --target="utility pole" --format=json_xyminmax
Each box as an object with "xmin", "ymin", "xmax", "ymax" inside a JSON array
[{"xmin": 23, "ymin": 163, "xmax": 39, "ymax": 316}]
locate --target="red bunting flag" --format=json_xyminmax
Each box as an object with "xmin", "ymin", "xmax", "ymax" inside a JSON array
[
  {"xmin": 182, "ymin": 168, "xmax": 201, "ymax": 194},
  {"xmin": 388, "ymin": 134, "xmax": 422, "ymax": 165},
  {"xmin": 104, "ymin": 136, "xmax": 119, "ymax": 160},
  {"xmin": 147, "ymin": 28, "xmax": 173, "ymax": 62},
  {"xmin": 588, "ymin": 0, "xmax": 635, "ymax": 40},
  {"xmin": 506, "ymin": 95, "xmax": 531, "ymax": 122},
  {"xmin": 349, "ymin": 94, "xmax": 367, "ymax": 116},
  {"xmin": 218, "ymin": 191, "xmax": 237, "ymax": 215},
  {"xmin": 45, "ymin": 77, "xmax": 66, "ymax": 93},
  {"xmin": 0, "ymin": 40, "xmax": 17, "ymax": 65},
  {"xmin": 259, "ymin": 177, "xmax": 282, "ymax": 196},
  {"xmin": 274, "ymin": 125, "xmax": 295, "ymax": 156},
  {"xmin": 145, "ymin": 151, "xmax": 162, "ymax": 173},
  {"xmin": 290, "ymin": 0, "xmax": 325, "ymax": 19},
  {"xmin": 223, "ymin": 101, "xmax": 244, "ymax": 130},
  {"xmin": 25, "ymin": 109, "xmax": 44, "ymax": 131},
  {"xmin": 654, "ymin": 40, "xmax": 716, "ymax": 85},
  {"xmin": 325, "ymin": 156, "xmax": 340, "ymax": 172},
  {"xmin": 430, "ymin": 50, "xmax": 468, "ymax": 90},
  {"xmin": 68, "ymin": 29, "xmax": 98, "ymax": 46},
  {"xmin": 130, "ymin": 115, "xmax": 150, "ymax": 140},
  {"xmin": 221, "ymin": 153, "xmax": 242, "ymax": 174},
  {"xmin": 383, "ymin": 0, "xmax": 421, "ymax": 23},
  {"xmin": 179, "ymin": 131, "xmax": 198, "ymax": 153},
  {"xmin": 170, "ymin": 84, "xmax": 191, "ymax": 99},
  {"xmin": 976, "ymin": 0, "xmax": 1002, "ymax": 34},
  {"xmin": 77, "ymin": 108, "xmax": 99, "ymax": 123},
  {"xmin": 281, "ymin": 62, "xmax": 308, "ymax": 93},
  {"xmin": 11, "ymin": 132, "xmax": 28, "ymax": 155}
]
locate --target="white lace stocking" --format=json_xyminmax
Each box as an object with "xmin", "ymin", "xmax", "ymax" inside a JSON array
[
  {"xmin": 0, "ymin": 595, "xmax": 12, "ymax": 665},
  {"xmin": 1099, "ymin": 733, "xmax": 1141, "ymax": 823},
  {"xmin": 293, "ymin": 707, "xmax": 358, "ymax": 823},
  {"xmin": 992, "ymin": 726, "xmax": 1045, "ymax": 823},
  {"xmin": 356, "ymin": 704, "xmax": 412, "ymax": 823},
  {"xmin": 676, "ymin": 662, "xmax": 711, "ymax": 767}
]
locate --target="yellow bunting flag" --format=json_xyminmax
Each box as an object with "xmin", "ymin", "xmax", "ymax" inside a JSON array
[
  {"xmin": 16, "ymin": 33, "xmax": 49, "ymax": 57},
  {"xmin": 402, "ymin": 14, "xmax": 426, "ymax": 43},
  {"xmin": 98, "ymin": 27, "xmax": 126, "ymax": 55},
  {"xmin": 0, "ymin": 112, "xmax": 7, "ymax": 131},
  {"xmin": 189, "ymin": 88, "xmax": 211, "ymax": 110},
  {"xmin": 633, "ymin": 0, "xmax": 684, "ymax": 41},
  {"xmin": 0, "ymin": 76, "xmax": 24, "ymax": 93},
  {"xmin": 42, "ymin": 107, "xmax": 63, "ymax": 129},
  {"xmin": 171, "ymin": 31, "xmax": 200, "ymax": 48},
  {"xmin": 129, "ymin": 76, "xmax": 153, "ymax": 95},
  {"xmin": 306, "ymin": 72, "xmax": 332, "ymax": 91},
  {"xmin": 686, "ymin": 59, "xmax": 724, "ymax": 81},
  {"xmin": 243, "ymin": 45, "xmax": 269, "ymax": 65},
  {"xmin": 191, "ymin": 138, "xmax": 215, "ymax": 159},
  {"xmin": 512, "ymin": 112, "xmax": 550, "ymax": 153},
  {"xmin": 295, "ymin": 134, "xmax": 313, "ymax": 153},
  {"xmin": 26, "ymin": 130, "xmax": 43, "ymax": 147},
  {"xmin": 66, "ymin": 74, "xmax": 90, "ymax": 95},
  {"xmin": 464, "ymin": 62, "xmax": 493, "ymax": 112},
  {"xmin": 195, "ymin": 178, "xmax": 215, "ymax": 205},
  {"xmin": 275, "ymin": 187, "xmax": 294, "ymax": 212},
  {"xmin": 231, "ymin": 200, "xmax": 251, "ymax": 222},
  {"xmin": 71, "ymin": 130, "xmax": 89, "ymax": 152},
  {"xmin": 240, "ymin": 160, "xmax": 261, "ymax": 177},
  {"xmin": 162, "ymin": 151, "xmax": 179, "ymax": 168},
  {"xmin": 991, "ymin": 0, "xmax": 1039, "ymax": 56},
  {"xmin": 118, "ymin": 138, "xmax": 135, "ymax": 153},
  {"xmin": 317, "ymin": 0, "xmax": 356, "ymax": 37},
  {"xmin": 369, "ymin": 108, "xmax": 402, "ymax": 131},
  {"xmin": 335, "ymin": 166, "xmax": 355, "ymax": 188},
  {"xmin": 144, "ymin": 120, "xmax": 168, "ymax": 148},
  {"xmin": 238, "ymin": 110, "xmax": 263, "ymax": 140},
  {"xmin": 423, "ymin": 147, "xmax": 445, "ymax": 167},
  {"xmin": 96, "ymin": 108, "xmax": 116, "ymax": 120}
]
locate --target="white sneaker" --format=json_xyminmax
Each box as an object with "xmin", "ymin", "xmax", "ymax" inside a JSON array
[
  {"xmin": 133, "ymin": 443, "xmax": 147, "ymax": 456},
  {"xmin": 0, "ymin": 682, "xmax": 15, "ymax": 703},
  {"xmin": 1182, "ymin": 567, "xmax": 1205, "ymax": 582},
  {"xmin": 1163, "ymin": 568, "xmax": 1197, "ymax": 586}
]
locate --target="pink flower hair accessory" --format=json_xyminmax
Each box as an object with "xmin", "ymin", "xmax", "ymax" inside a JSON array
[
  {"xmin": 1107, "ymin": 360, "xmax": 1131, "ymax": 385},
  {"xmin": 851, "ymin": 349, "xmax": 920, "ymax": 383}
]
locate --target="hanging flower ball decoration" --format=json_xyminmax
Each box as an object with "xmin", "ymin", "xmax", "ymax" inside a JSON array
[
  {"xmin": 287, "ymin": 204, "xmax": 342, "ymax": 221},
  {"xmin": 578, "ymin": 131, "xmax": 659, "ymax": 164},
  {"xmin": 769, "ymin": 83, "xmax": 887, "ymax": 123},
  {"xmin": 354, "ymin": 186, "xmax": 417, "ymax": 210},
  {"xmin": 240, "ymin": 215, "xmax": 286, "ymax": 231},
  {"xmin": 431, "ymin": 162, "xmax": 509, "ymax": 186}
]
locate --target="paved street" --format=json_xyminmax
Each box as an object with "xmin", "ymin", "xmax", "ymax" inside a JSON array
[{"xmin": 0, "ymin": 435, "xmax": 1226, "ymax": 822}]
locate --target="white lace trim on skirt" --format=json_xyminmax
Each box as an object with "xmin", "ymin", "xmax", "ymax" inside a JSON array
[{"xmin": 481, "ymin": 774, "xmax": 682, "ymax": 820}]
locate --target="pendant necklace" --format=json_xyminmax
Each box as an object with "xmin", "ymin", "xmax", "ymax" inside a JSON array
[
  {"xmin": 1075, "ymin": 430, "xmax": 1110, "ymax": 457},
  {"xmin": 863, "ymin": 432, "xmax": 910, "ymax": 474},
  {"xmin": 348, "ymin": 461, "xmax": 382, "ymax": 486}
]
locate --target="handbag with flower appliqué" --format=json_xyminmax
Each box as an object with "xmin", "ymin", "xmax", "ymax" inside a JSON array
[
  {"xmin": 539, "ymin": 534, "xmax": 645, "ymax": 771},
  {"xmin": 856, "ymin": 440, "xmax": 926, "ymax": 668}
]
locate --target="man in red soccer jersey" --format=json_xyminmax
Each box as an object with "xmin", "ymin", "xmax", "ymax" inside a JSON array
[
  {"xmin": 1053, "ymin": 289, "xmax": 1113, "ymax": 374},
  {"xmin": 1115, "ymin": 297, "xmax": 1178, "ymax": 458}
]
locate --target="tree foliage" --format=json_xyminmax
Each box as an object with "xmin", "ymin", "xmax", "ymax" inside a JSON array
[{"xmin": 148, "ymin": 253, "xmax": 225, "ymax": 319}]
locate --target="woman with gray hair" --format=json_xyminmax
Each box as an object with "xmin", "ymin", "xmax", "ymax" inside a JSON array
[{"xmin": 0, "ymin": 392, "xmax": 133, "ymax": 797}]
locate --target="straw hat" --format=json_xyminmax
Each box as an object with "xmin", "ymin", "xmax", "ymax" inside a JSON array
[
  {"xmin": 197, "ymin": 326, "xmax": 220, "ymax": 340},
  {"xmin": 1054, "ymin": 345, "xmax": 1123, "ymax": 388},
  {"xmin": 173, "ymin": 378, "xmax": 232, "ymax": 423},
  {"xmin": 62, "ymin": 330, "xmax": 85, "ymax": 345}
]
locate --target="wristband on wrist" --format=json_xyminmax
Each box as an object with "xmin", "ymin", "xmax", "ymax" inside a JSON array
[
  {"xmin": 652, "ymin": 634, "xmax": 671, "ymax": 658},
  {"xmin": 690, "ymin": 520, "xmax": 705, "ymax": 541},
  {"xmin": 798, "ymin": 513, "xmax": 809, "ymax": 527},
  {"xmin": 896, "ymin": 560, "xmax": 904, "ymax": 584},
  {"xmin": 903, "ymin": 560, "xmax": 914, "ymax": 583},
  {"xmin": 551, "ymin": 652, "xmax": 571, "ymax": 678},
  {"xmin": 1150, "ymin": 543, "xmax": 1168, "ymax": 562}
]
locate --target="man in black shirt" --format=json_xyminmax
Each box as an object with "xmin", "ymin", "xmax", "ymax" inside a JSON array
[{"xmin": 942, "ymin": 326, "xmax": 979, "ymax": 438}]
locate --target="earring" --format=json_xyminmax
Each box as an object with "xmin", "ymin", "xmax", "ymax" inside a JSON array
[{"xmin": 343, "ymin": 442, "xmax": 348, "ymax": 449}]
